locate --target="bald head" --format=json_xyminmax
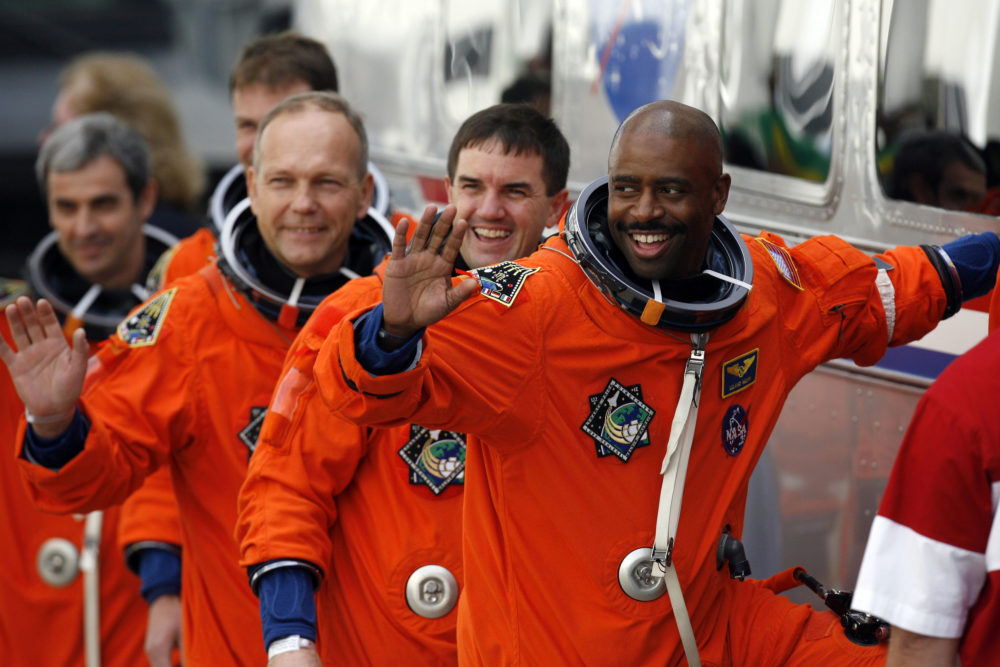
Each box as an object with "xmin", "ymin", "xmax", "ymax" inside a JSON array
[{"xmin": 610, "ymin": 101, "xmax": 724, "ymax": 174}]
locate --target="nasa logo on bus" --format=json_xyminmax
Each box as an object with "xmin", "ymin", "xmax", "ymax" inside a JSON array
[
  {"xmin": 722, "ymin": 404, "xmax": 749, "ymax": 456},
  {"xmin": 581, "ymin": 378, "xmax": 654, "ymax": 463}
]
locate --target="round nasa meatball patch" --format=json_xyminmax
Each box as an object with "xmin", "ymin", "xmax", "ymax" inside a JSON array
[{"xmin": 721, "ymin": 404, "xmax": 749, "ymax": 456}]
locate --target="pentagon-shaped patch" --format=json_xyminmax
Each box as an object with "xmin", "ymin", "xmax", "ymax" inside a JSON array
[
  {"xmin": 722, "ymin": 348, "xmax": 758, "ymax": 398},
  {"xmin": 398, "ymin": 425, "xmax": 466, "ymax": 495},
  {"xmin": 144, "ymin": 246, "xmax": 178, "ymax": 293},
  {"xmin": 117, "ymin": 288, "xmax": 176, "ymax": 347},
  {"xmin": 756, "ymin": 238, "xmax": 803, "ymax": 290},
  {"xmin": 581, "ymin": 379, "xmax": 654, "ymax": 463},
  {"xmin": 239, "ymin": 406, "xmax": 267, "ymax": 457},
  {"xmin": 471, "ymin": 261, "xmax": 539, "ymax": 307}
]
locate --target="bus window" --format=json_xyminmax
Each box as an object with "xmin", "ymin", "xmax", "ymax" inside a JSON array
[
  {"xmin": 720, "ymin": 0, "xmax": 838, "ymax": 184},
  {"xmin": 442, "ymin": 1, "xmax": 552, "ymax": 123},
  {"xmin": 877, "ymin": 0, "xmax": 1000, "ymax": 215}
]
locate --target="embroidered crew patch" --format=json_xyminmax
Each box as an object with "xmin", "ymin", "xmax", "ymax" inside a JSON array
[
  {"xmin": 239, "ymin": 407, "xmax": 268, "ymax": 457},
  {"xmin": 722, "ymin": 404, "xmax": 749, "ymax": 456},
  {"xmin": 117, "ymin": 288, "xmax": 176, "ymax": 347},
  {"xmin": 398, "ymin": 425, "xmax": 466, "ymax": 495},
  {"xmin": 471, "ymin": 261, "xmax": 538, "ymax": 307},
  {"xmin": 756, "ymin": 238, "xmax": 803, "ymax": 290},
  {"xmin": 722, "ymin": 348, "xmax": 759, "ymax": 398},
  {"xmin": 581, "ymin": 379, "xmax": 654, "ymax": 463}
]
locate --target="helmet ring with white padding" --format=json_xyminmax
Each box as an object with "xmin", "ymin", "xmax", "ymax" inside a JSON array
[
  {"xmin": 216, "ymin": 196, "xmax": 394, "ymax": 327},
  {"xmin": 564, "ymin": 176, "xmax": 752, "ymax": 333}
]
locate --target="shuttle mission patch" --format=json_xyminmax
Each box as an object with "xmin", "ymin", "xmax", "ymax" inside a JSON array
[
  {"xmin": 756, "ymin": 238, "xmax": 803, "ymax": 290},
  {"xmin": 239, "ymin": 407, "xmax": 267, "ymax": 457},
  {"xmin": 0, "ymin": 278, "xmax": 28, "ymax": 307},
  {"xmin": 117, "ymin": 288, "xmax": 176, "ymax": 347},
  {"xmin": 722, "ymin": 404, "xmax": 749, "ymax": 456},
  {"xmin": 722, "ymin": 348, "xmax": 758, "ymax": 398},
  {"xmin": 471, "ymin": 261, "xmax": 538, "ymax": 307},
  {"xmin": 399, "ymin": 425, "xmax": 466, "ymax": 495},
  {"xmin": 582, "ymin": 379, "xmax": 654, "ymax": 463}
]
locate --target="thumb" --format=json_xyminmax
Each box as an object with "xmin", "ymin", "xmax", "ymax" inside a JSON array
[{"xmin": 450, "ymin": 275, "xmax": 481, "ymax": 305}]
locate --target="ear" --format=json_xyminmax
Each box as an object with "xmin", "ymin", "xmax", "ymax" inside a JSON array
[
  {"xmin": 357, "ymin": 171, "xmax": 374, "ymax": 219},
  {"xmin": 545, "ymin": 188, "xmax": 569, "ymax": 227},
  {"xmin": 137, "ymin": 180, "xmax": 158, "ymax": 221},
  {"xmin": 246, "ymin": 166, "xmax": 259, "ymax": 216},
  {"xmin": 444, "ymin": 176, "xmax": 454, "ymax": 204},
  {"xmin": 713, "ymin": 173, "xmax": 731, "ymax": 215}
]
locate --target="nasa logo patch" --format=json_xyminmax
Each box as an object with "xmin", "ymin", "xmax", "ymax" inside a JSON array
[
  {"xmin": 471, "ymin": 261, "xmax": 538, "ymax": 307},
  {"xmin": 722, "ymin": 348, "xmax": 759, "ymax": 398},
  {"xmin": 239, "ymin": 407, "xmax": 268, "ymax": 458},
  {"xmin": 398, "ymin": 425, "xmax": 466, "ymax": 495},
  {"xmin": 581, "ymin": 378, "xmax": 654, "ymax": 463},
  {"xmin": 722, "ymin": 404, "xmax": 749, "ymax": 456},
  {"xmin": 117, "ymin": 288, "xmax": 176, "ymax": 347}
]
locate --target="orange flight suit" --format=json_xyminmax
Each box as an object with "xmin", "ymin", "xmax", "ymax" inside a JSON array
[
  {"xmin": 317, "ymin": 232, "xmax": 949, "ymax": 666},
  {"xmin": 16, "ymin": 263, "xmax": 325, "ymax": 665},
  {"xmin": 1, "ymin": 280, "xmax": 148, "ymax": 667},
  {"xmin": 237, "ymin": 269, "xmax": 463, "ymax": 664}
]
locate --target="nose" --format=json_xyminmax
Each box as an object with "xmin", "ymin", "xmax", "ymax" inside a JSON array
[
  {"xmin": 633, "ymin": 189, "xmax": 662, "ymax": 222},
  {"xmin": 70, "ymin": 208, "xmax": 100, "ymax": 238},
  {"xmin": 476, "ymin": 187, "xmax": 504, "ymax": 220},
  {"xmin": 290, "ymin": 183, "xmax": 318, "ymax": 213}
]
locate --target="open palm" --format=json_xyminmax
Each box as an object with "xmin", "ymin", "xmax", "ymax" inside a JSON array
[
  {"xmin": 0, "ymin": 297, "xmax": 87, "ymax": 432},
  {"xmin": 382, "ymin": 205, "xmax": 480, "ymax": 337}
]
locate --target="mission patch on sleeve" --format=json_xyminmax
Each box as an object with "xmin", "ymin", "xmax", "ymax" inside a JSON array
[
  {"xmin": 117, "ymin": 287, "xmax": 177, "ymax": 347},
  {"xmin": 470, "ymin": 261, "xmax": 539, "ymax": 307}
]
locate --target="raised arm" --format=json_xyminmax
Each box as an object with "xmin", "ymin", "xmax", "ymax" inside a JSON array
[
  {"xmin": 0, "ymin": 297, "xmax": 87, "ymax": 438},
  {"xmin": 381, "ymin": 205, "xmax": 480, "ymax": 338}
]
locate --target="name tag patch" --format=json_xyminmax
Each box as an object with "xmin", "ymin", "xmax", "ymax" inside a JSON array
[{"xmin": 722, "ymin": 348, "xmax": 758, "ymax": 398}]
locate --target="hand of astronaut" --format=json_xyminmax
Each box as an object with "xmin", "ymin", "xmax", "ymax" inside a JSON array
[
  {"xmin": 145, "ymin": 594, "xmax": 183, "ymax": 667},
  {"xmin": 0, "ymin": 297, "xmax": 87, "ymax": 438},
  {"xmin": 381, "ymin": 204, "xmax": 480, "ymax": 338},
  {"xmin": 268, "ymin": 646, "xmax": 322, "ymax": 667}
]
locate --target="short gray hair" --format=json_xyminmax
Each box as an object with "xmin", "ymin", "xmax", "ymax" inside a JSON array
[
  {"xmin": 252, "ymin": 91, "xmax": 368, "ymax": 179},
  {"xmin": 36, "ymin": 112, "xmax": 151, "ymax": 201}
]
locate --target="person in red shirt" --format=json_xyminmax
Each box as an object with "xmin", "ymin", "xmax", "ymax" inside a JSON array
[
  {"xmin": 313, "ymin": 100, "xmax": 1000, "ymax": 665},
  {"xmin": 852, "ymin": 328, "xmax": 1000, "ymax": 667},
  {"xmin": 2, "ymin": 92, "xmax": 393, "ymax": 666},
  {"xmin": 236, "ymin": 103, "xmax": 569, "ymax": 664},
  {"xmin": 0, "ymin": 113, "xmax": 173, "ymax": 667}
]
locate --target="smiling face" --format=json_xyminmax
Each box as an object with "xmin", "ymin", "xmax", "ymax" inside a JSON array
[
  {"xmin": 246, "ymin": 105, "xmax": 372, "ymax": 278},
  {"xmin": 446, "ymin": 140, "xmax": 566, "ymax": 269},
  {"xmin": 46, "ymin": 154, "xmax": 154, "ymax": 287},
  {"xmin": 607, "ymin": 123, "xmax": 730, "ymax": 281}
]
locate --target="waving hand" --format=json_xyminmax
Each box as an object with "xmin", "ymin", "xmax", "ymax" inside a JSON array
[
  {"xmin": 0, "ymin": 297, "xmax": 88, "ymax": 437},
  {"xmin": 381, "ymin": 205, "xmax": 480, "ymax": 338}
]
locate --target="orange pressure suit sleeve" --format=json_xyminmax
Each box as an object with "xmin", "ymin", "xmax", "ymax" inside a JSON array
[
  {"xmin": 18, "ymin": 282, "xmax": 202, "ymax": 514},
  {"xmin": 146, "ymin": 227, "xmax": 216, "ymax": 291},
  {"xmin": 237, "ymin": 280, "xmax": 382, "ymax": 571},
  {"xmin": 118, "ymin": 466, "xmax": 183, "ymax": 565}
]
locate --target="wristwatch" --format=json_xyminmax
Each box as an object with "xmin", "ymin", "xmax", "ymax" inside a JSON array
[{"xmin": 267, "ymin": 635, "xmax": 315, "ymax": 659}]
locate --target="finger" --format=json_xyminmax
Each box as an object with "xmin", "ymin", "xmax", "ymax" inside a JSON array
[
  {"xmin": 6, "ymin": 299, "xmax": 32, "ymax": 350},
  {"xmin": 71, "ymin": 327, "xmax": 89, "ymax": 363},
  {"xmin": 438, "ymin": 217, "xmax": 469, "ymax": 266},
  {"xmin": 409, "ymin": 205, "xmax": 438, "ymax": 253},
  {"xmin": 447, "ymin": 273, "xmax": 482, "ymax": 310},
  {"xmin": 426, "ymin": 205, "xmax": 457, "ymax": 253},
  {"xmin": 17, "ymin": 296, "xmax": 52, "ymax": 345},
  {"xmin": 0, "ymin": 325, "xmax": 15, "ymax": 367},
  {"xmin": 37, "ymin": 298, "xmax": 66, "ymax": 340},
  {"xmin": 390, "ymin": 217, "xmax": 409, "ymax": 261}
]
